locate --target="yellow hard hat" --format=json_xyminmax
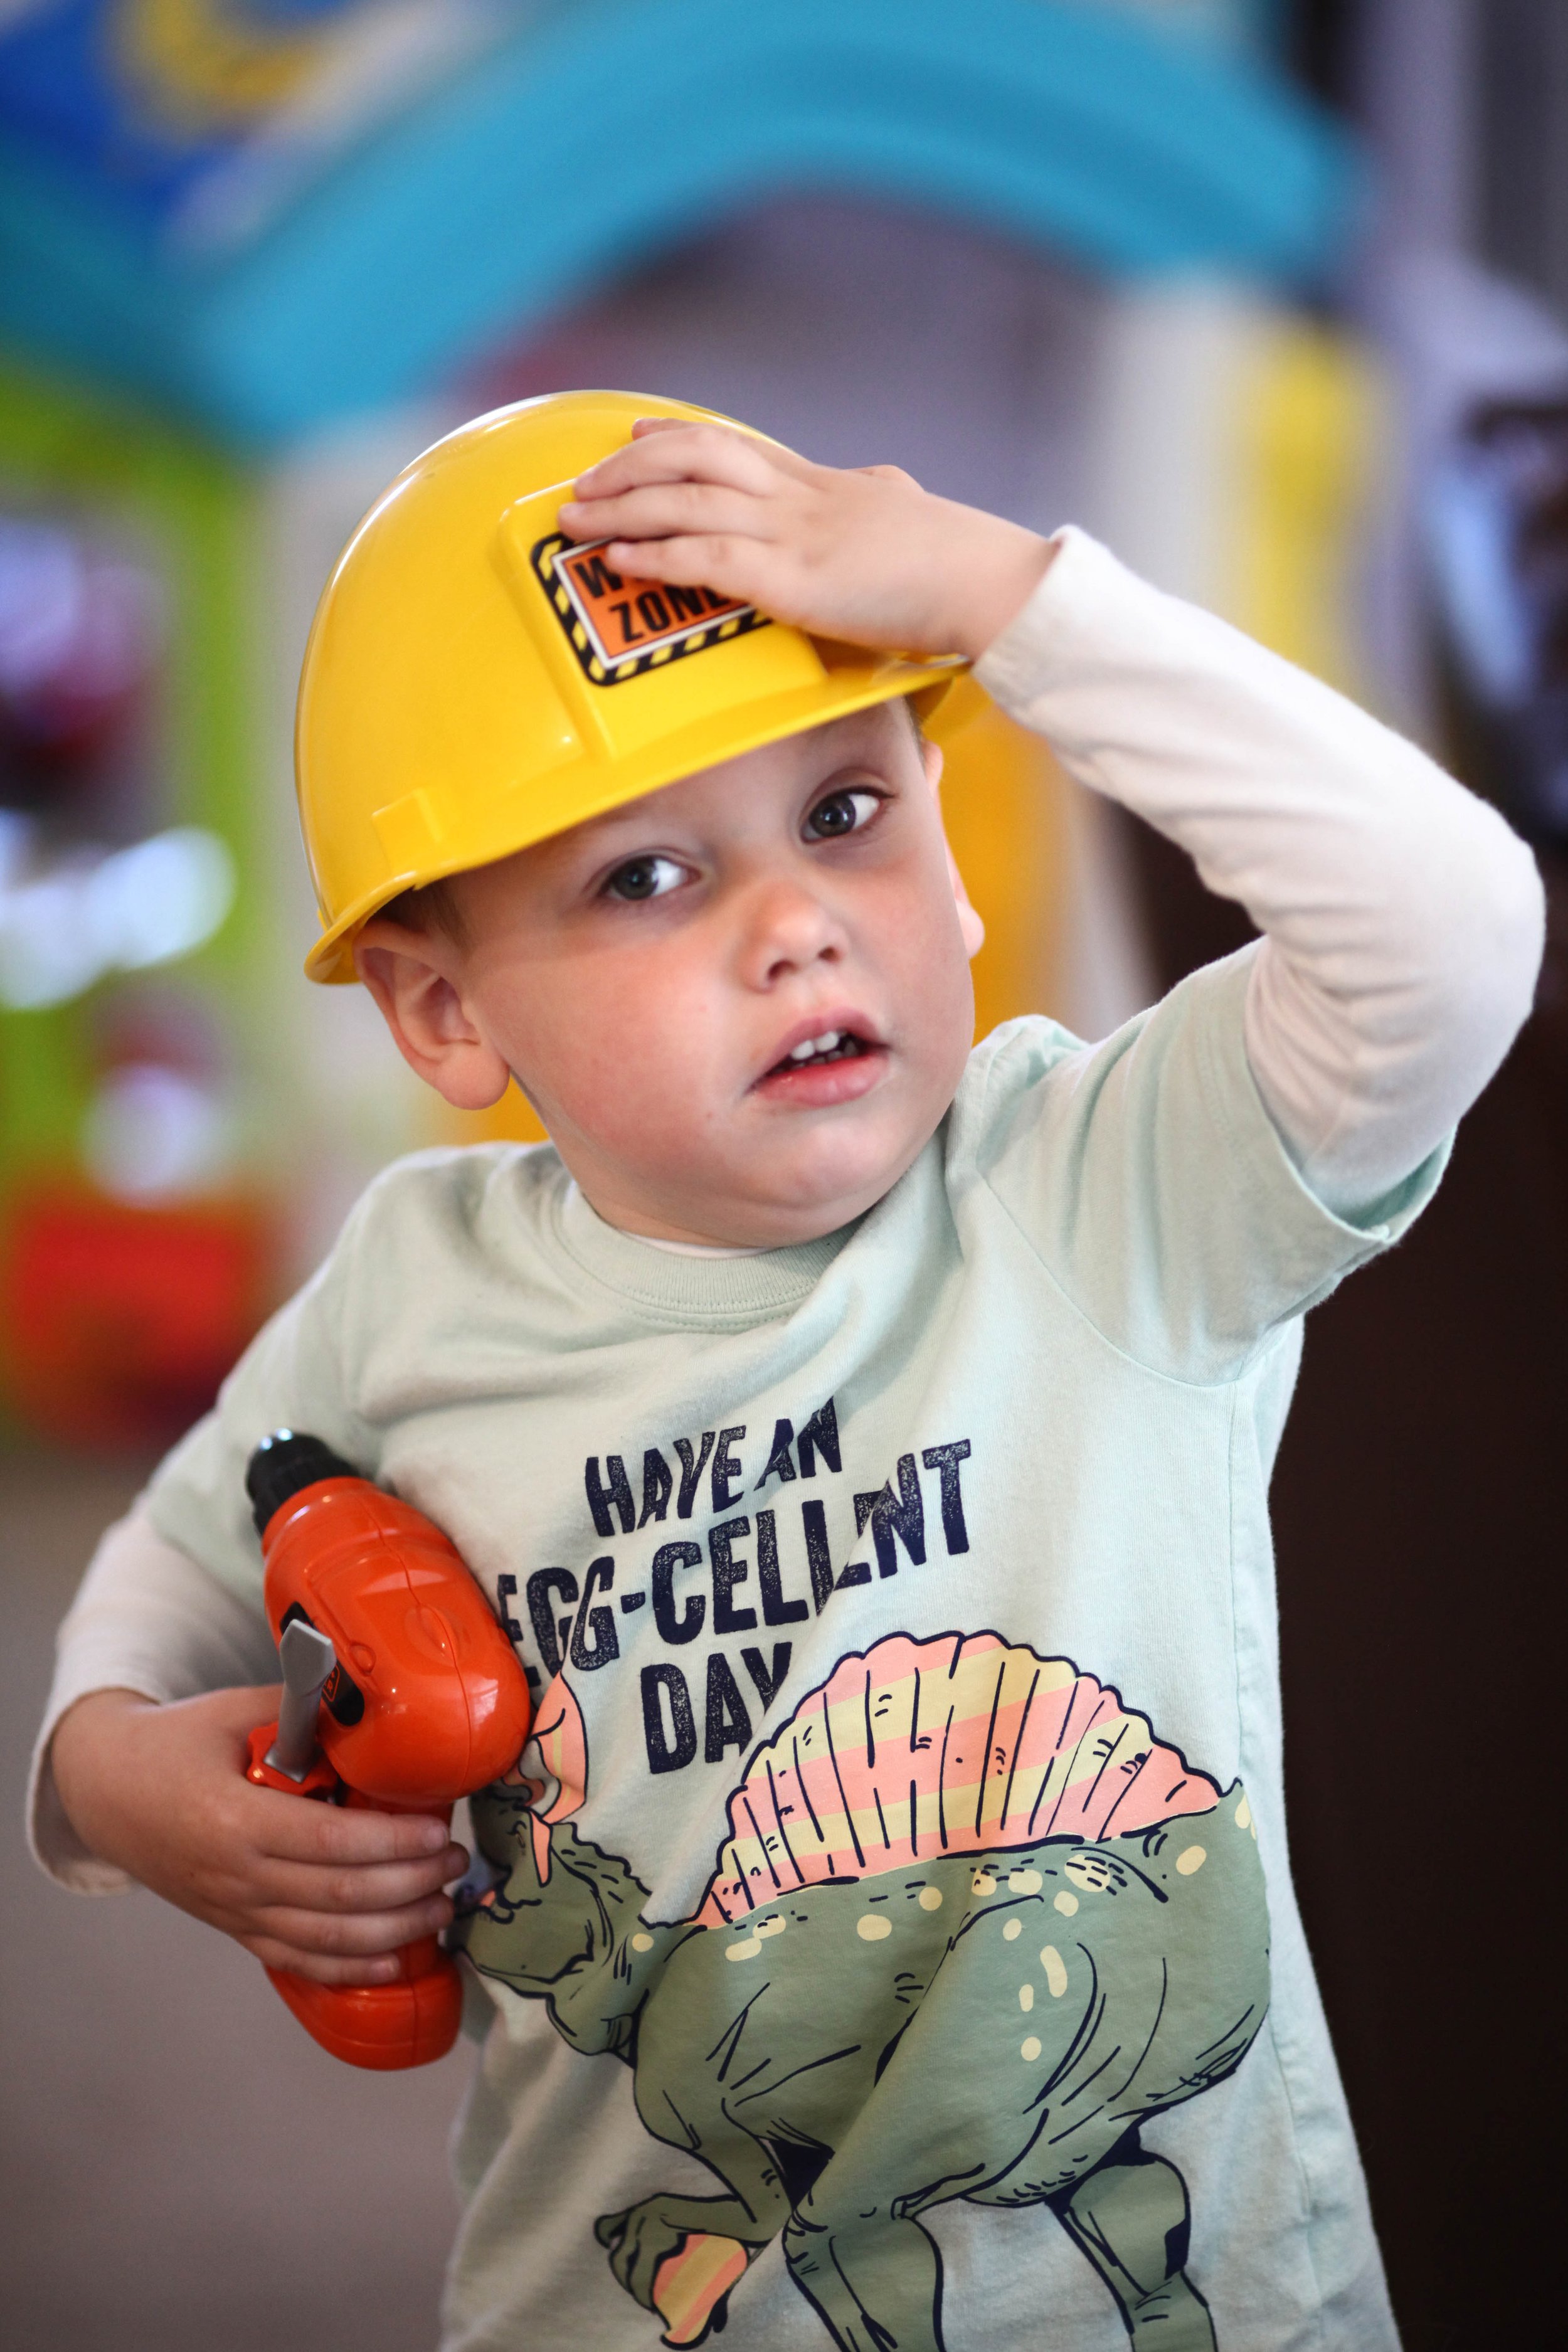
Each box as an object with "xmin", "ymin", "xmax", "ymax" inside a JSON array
[{"xmin": 295, "ymin": 389, "xmax": 972, "ymax": 983}]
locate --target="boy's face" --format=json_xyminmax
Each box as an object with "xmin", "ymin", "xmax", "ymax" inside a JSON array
[{"xmin": 356, "ymin": 704, "xmax": 982, "ymax": 1247}]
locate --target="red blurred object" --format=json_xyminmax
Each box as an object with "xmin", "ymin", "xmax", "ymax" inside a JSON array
[
  {"xmin": 0, "ymin": 1185, "xmax": 268, "ymax": 1444},
  {"xmin": 246, "ymin": 1441, "xmax": 532, "ymax": 2070}
]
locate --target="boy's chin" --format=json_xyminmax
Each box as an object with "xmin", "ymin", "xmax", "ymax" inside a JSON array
[
  {"xmin": 703, "ymin": 1131, "xmax": 933, "ymax": 1245},
  {"xmin": 575, "ymin": 1080, "xmax": 954, "ymax": 1246}
]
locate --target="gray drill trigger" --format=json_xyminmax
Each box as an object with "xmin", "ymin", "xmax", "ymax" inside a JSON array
[{"xmin": 267, "ymin": 1618, "xmax": 338, "ymax": 1781}]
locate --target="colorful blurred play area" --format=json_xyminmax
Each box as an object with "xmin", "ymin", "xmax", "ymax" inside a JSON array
[{"xmin": 1, "ymin": 4, "xmax": 1563, "ymax": 2347}]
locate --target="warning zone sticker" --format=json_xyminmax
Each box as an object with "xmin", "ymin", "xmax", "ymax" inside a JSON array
[{"xmin": 532, "ymin": 533, "xmax": 770, "ymax": 684}]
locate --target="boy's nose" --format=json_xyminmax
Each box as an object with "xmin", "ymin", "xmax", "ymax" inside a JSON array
[{"xmin": 736, "ymin": 879, "xmax": 849, "ymax": 990}]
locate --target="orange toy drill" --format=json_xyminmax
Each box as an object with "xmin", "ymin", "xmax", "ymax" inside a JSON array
[{"xmin": 243, "ymin": 1431, "xmax": 532, "ymax": 2070}]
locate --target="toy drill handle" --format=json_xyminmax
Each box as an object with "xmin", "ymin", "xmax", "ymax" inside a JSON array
[
  {"xmin": 241, "ymin": 1429, "xmax": 531, "ymax": 2072},
  {"xmin": 243, "ymin": 1599, "xmax": 460, "ymax": 2067},
  {"xmin": 244, "ymin": 1724, "xmax": 460, "ymax": 2069}
]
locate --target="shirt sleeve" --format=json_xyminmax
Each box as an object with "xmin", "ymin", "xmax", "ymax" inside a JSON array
[
  {"xmin": 28, "ymin": 1158, "xmax": 433, "ymax": 1892},
  {"xmin": 139, "ymin": 1219, "xmax": 379, "ymax": 1597},
  {"xmin": 974, "ymin": 527, "xmax": 1544, "ymax": 1220},
  {"xmin": 963, "ymin": 955, "xmax": 1447, "ymax": 1385},
  {"xmin": 28, "ymin": 1506, "xmax": 279, "ymax": 1893}
]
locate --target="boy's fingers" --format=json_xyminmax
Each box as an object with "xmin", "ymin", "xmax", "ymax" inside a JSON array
[
  {"xmin": 241, "ymin": 1937, "xmax": 408, "ymax": 1988},
  {"xmin": 252, "ymin": 1890, "xmax": 455, "ymax": 1959},
  {"xmin": 558, "ymin": 482, "xmax": 771, "ymax": 548},
  {"xmin": 251, "ymin": 1793, "xmax": 452, "ymax": 1868},
  {"xmin": 186, "ymin": 1682, "xmax": 284, "ymax": 1752},
  {"xmin": 576, "ymin": 422, "xmax": 778, "ymax": 499},
  {"xmin": 600, "ymin": 534, "xmax": 771, "ymax": 604},
  {"xmin": 630, "ymin": 414, "xmax": 813, "ymax": 475},
  {"xmin": 257, "ymin": 1844, "xmax": 469, "ymax": 1915}
]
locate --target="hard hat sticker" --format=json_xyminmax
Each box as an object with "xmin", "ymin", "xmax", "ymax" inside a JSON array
[{"xmin": 533, "ymin": 534, "xmax": 770, "ymax": 685}]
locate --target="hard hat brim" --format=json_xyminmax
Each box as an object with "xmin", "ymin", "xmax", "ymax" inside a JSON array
[{"xmin": 305, "ymin": 653, "xmax": 973, "ymax": 984}]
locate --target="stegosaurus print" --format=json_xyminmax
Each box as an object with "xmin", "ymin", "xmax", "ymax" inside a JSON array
[{"xmin": 456, "ymin": 1629, "xmax": 1270, "ymax": 2351}]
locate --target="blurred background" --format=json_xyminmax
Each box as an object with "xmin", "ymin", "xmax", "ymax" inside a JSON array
[{"xmin": 0, "ymin": 4, "xmax": 1561, "ymax": 2346}]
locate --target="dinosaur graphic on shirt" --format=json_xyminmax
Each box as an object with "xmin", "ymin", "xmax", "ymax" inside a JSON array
[{"xmin": 456, "ymin": 1629, "xmax": 1270, "ymax": 2352}]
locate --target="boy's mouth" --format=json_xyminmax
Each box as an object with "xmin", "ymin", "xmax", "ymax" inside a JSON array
[
  {"xmin": 778, "ymin": 1029, "xmax": 863, "ymax": 1069},
  {"xmin": 753, "ymin": 1017, "xmax": 887, "ymax": 1106}
]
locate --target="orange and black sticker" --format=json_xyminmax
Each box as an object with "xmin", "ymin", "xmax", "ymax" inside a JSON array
[{"xmin": 532, "ymin": 533, "xmax": 770, "ymax": 684}]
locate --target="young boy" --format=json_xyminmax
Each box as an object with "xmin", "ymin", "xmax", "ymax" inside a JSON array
[{"xmin": 34, "ymin": 393, "xmax": 1541, "ymax": 2352}]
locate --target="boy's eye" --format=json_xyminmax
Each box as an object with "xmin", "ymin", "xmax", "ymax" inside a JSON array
[
  {"xmin": 805, "ymin": 787, "xmax": 882, "ymax": 840},
  {"xmin": 605, "ymin": 855, "xmax": 686, "ymax": 902}
]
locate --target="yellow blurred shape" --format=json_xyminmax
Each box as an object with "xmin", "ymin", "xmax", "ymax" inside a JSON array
[
  {"xmin": 114, "ymin": 0, "xmax": 328, "ymax": 129},
  {"xmin": 941, "ymin": 695, "xmax": 1066, "ymax": 1045},
  {"xmin": 1229, "ymin": 320, "xmax": 1384, "ymax": 697},
  {"xmin": 441, "ymin": 1081, "xmax": 549, "ymax": 1149}
]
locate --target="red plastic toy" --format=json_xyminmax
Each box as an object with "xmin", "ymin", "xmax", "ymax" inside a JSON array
[
  {"xmin": 243, "ymin": 1431, "xmax": 532, "ymax": 2070},
  {"xmin": 1, "ymin": 1185, "xmax": 270, "ymax": 1447}
]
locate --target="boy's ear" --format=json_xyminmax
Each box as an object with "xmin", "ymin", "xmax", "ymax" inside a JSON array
[
  {"xmin": 353, "ymin": 919, "xmax": 514, "ymax": 1110},
  {"xmin": 922, "ymin": 737, "xmax": 985, "ymax": 960}
]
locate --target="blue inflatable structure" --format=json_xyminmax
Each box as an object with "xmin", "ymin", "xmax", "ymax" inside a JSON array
[{"xmin": 0, "ymin": 0, "xmax": 1355, "ymax": 445}]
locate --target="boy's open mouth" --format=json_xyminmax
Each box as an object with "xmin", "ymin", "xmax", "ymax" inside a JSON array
[
  {"xmin": 768, "ymin": 1028, "xmax": 867, "ymax": 1074},
  {"xmin": 753, "ymin": 1019, "xmax": 887, "ymax": 1105}
]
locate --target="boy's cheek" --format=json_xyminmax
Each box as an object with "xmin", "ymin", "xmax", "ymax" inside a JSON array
[{"xmin": 507, "ymin": 999, "xmax": 713, "ymax": 1148}]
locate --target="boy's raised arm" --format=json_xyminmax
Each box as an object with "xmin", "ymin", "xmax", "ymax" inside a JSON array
[
  {"xmin": 567, "ymin": 423, "xmax": 1544, "ymax": 1225},
  {"xmin": 972, "ymin": 527, "xmax": 1544, "ymax": 1217}
]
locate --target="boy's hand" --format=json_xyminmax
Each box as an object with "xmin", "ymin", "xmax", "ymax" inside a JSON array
[
  {"xmin": 558, "ymin": 418, "xmax": 1054, "ymax": 663},
  {"xmin": 50, "ymin": 1688, "xmax": 468, "ymax": 1984}
]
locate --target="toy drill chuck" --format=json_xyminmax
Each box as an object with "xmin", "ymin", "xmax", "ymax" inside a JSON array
[{"xmin": 243, "ymin": 1431, "xmax": 532, "ymax": 2070}]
